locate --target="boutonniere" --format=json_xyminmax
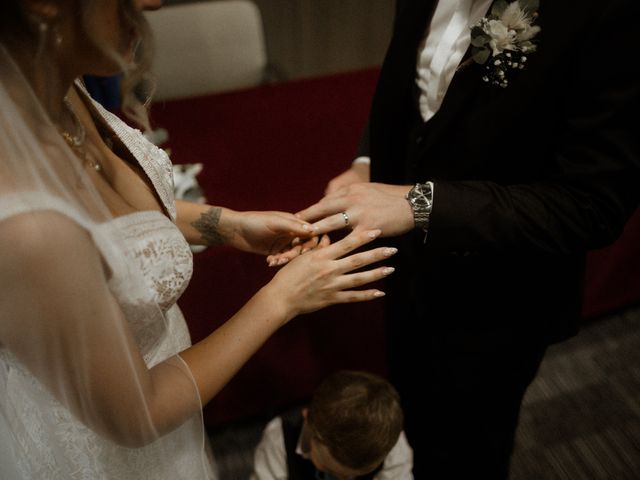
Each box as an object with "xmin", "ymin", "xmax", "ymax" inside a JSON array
[{"xmin": 466, "ymin": 0, "xmax": 541, "ymax": 87}]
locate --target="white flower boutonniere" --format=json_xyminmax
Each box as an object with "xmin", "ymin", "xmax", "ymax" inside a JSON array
[{"xmin": 469, "ymin": 0, "xmax": 541, "ymax": 87}]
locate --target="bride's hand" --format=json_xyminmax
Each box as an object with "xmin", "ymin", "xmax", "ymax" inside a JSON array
[
  {"xmin": 228, "ymin": 210, "xmax": 314, "ymax": 256},
  {"xmin": 263, "ymin": 229, "xmax": 397, "ymax": 322},
  {"xmin": 266, "ymin": 234, "xmax": 330, "ymax": 267}
]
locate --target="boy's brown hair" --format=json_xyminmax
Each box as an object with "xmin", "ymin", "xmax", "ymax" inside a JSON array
[{"xmin": 306, "ymin": 370, "xmax": 404, "ymax": 470}]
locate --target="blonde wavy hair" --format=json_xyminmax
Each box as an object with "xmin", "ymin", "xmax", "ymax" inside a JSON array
[{"xmin": 1, "ymin": 0, "xmax": 155, "ymax": 130}]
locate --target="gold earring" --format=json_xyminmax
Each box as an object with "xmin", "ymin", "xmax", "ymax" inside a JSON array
[
  {"xmin": 53, "ymin": 26, "xmax": 62, "ymax": 47},
  {"xmin": 36, "ymin": 18, "xmax": 62, "ymax": 48}
]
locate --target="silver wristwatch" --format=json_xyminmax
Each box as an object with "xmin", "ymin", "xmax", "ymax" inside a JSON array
[{"xmin": 405, "ymin": 181, "xmax": 433, "ymax": 234}]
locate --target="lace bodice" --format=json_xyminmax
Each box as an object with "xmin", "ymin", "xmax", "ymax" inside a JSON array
[
  {"xmin": 98, "ymin": 210, "xmax": 194, "ymax": 365},
  {"xmin": 110, "ymin": 211, "xmax": 192, "ymax": 312}
]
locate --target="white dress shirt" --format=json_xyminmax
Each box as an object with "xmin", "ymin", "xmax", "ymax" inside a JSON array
[
  {"xmin": 353, "ymin": 0, "xmax": 493, "ymax": 165},
  {"xmin": 416, "ymin": 0, "xmax": 493, "ymax": 121},
  {"xmin": 250, "ymin": 416, "xmax": 414, "ymax": 480}
]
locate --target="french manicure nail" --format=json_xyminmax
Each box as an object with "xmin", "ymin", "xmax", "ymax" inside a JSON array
[
  {"xmin": 383, "ymin": 247, "xmax": 398, "ymax": 256},
  {"xmin": 383, "ymin": 267, "xmax": 395, "ymax": 275},
  {"xmin": 373, "ymin": 291, "xmax": 386, "ymax": 297}
]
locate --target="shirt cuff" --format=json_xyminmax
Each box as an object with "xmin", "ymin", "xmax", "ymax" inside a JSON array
[{"xmin": 352, "ymin": 156, "xmax": 371, "ymax": 166}]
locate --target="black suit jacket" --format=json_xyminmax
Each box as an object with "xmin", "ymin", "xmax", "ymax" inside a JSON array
[{"xmin": 365, "ymin": 0, "xmax": 640, "ymax": 343}]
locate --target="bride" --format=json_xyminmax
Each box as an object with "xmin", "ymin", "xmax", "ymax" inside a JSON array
[{"xmin": 0, "ymin": 1, "xmax": 396, "ymax": 478}]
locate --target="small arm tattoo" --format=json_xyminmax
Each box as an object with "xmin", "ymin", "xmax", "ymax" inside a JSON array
[{"xmin": 191, "ymin": 207, "xmax": 225, "ymax": 246}]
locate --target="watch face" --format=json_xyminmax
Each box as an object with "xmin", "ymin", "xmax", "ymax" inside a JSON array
[
  {"xmin": 410, "ymin": 185, "xmax": 430, "ymax": 206},
  {"xmin": 408, "ymin": 183, "xmax": 432, "ymax": 232}
]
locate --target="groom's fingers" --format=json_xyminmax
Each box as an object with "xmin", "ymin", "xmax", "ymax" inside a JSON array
[
  {"xmin": 311, "ymin": 212, "xmax": 353, "ymax": 235},
  {"xmin": 296, "ymin": 197, "xmax": 344, "ymax": 223}
]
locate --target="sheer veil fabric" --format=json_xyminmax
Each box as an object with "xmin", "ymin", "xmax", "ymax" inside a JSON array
[{"xmin": 0, "ymin": 45, "xmax": 215, "ymax": 479}]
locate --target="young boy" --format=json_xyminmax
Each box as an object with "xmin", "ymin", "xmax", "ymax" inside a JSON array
[{"xmin": 251, "ymin": 370, "xmax": 413, "ymax": 479}]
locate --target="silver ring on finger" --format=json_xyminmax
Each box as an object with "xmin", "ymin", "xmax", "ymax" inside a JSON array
[{"xmin": 341, "ymin": 211, "xmax": 350, "ymax": 226}]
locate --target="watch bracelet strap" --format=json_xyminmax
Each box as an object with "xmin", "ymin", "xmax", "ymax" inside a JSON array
[{"xmin": 412, "ymin": 181, "xmax": 433, "ymax": 242}]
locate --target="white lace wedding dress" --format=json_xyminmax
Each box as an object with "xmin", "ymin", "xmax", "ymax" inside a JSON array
[{"xmin": 0, "ymin": 92, "xmax": 217, "ymax": 479}]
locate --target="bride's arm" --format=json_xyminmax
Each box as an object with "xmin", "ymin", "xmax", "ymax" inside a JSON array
[
  {"xmin": 175, "ymin": 199, "xmax": 314, "ymax": 255},
  {"xmin": 0, "ymin": 211, "xmax": 394, "ymax": 447}
]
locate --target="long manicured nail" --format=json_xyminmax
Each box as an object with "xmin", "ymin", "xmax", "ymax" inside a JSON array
[
  {"xmin": 383, "ymin": 247, "xmax": 398, "ymax": 257},
  {"xmin": 373, "ymin": 291, "xmax": 386, "ymax": 297},
  {"xmin": 383, "ymin": 267, "xmax": 395, "ymax": 275},
  {"xmin": 368, "ymin": 229, "xmax": 382, "ymax": 238}
]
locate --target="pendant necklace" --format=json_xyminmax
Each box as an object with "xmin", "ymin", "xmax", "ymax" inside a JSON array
[{"xmin": 60, "ymin": 97, "xmax": 104, "ymax": 174}]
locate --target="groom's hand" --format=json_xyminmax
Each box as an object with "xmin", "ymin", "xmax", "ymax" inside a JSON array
[{"xmin": 298, "ymin": 182, "xmax": 415, "ymax": 237}]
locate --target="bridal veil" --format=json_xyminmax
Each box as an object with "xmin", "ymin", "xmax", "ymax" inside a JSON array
[{"xmin": 0, "ymin": 43, "xmax": 214, "ymax": 479}]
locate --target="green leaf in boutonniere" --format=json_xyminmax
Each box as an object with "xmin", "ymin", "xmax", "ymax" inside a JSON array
[
  {"xmin": 469, "ymin": 0, "xmax": 541, "ymax": 87},
  {"xmin": 473, "ymin": 49, "xmax": 491, "ymax": 65}
]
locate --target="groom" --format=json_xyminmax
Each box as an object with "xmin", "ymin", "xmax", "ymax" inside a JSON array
[{"xmin": 295, "ymin": 0, "xmax": 640, "ymax": 477}]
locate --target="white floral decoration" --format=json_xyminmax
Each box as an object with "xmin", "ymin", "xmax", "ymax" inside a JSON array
[{"xmin": 469, "ymin": 0, "xmax": 541, "ymax": 88}]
